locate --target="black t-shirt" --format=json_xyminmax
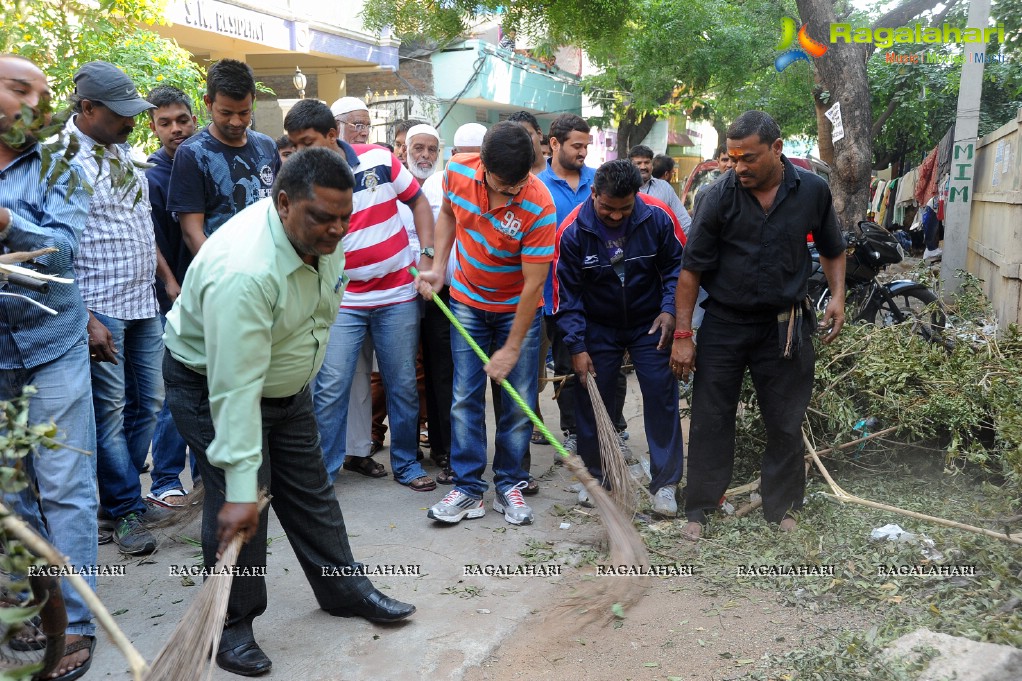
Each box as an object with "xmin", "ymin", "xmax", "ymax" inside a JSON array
[
  {"xmin": 146, "ymin": 147, "xmax": 192, "ymax": 314},
  {"xmin": 682, "ymin": 155, "xmax": 844, "ymax": 315},
  {"xmin": 166, "ymin": 127, "xmax": 280, "ymax": 237}
]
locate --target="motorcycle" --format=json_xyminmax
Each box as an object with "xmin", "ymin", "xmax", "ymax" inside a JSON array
[{"xmin": 808, "ymin": 221, "xmax": 945, "ymax": 341}]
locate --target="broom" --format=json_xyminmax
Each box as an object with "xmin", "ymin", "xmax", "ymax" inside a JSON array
[
  {"xmin": 143, "ymin": 494, "xmax": 270, "ymax": 681},
  {"xmin": 583, "ymin": 377, "xmax": 638, "ymax": 517},
  {"xmin": 411, "ymin": 268, "xmax": 647, "ymax": 572}
]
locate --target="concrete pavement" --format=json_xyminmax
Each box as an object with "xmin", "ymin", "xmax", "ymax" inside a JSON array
[{"xmin": 88, "ymin": 379, "xmax": 646, "ymax": 680}]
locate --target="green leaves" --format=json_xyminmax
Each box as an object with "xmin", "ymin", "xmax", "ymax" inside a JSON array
[{"xmin": 0, "ymin": 0, "xmax": 206, "ymax": 152}]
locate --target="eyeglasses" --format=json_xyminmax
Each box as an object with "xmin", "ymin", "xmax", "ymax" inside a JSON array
[
  {"xmin": 340, "ymin": 120, "xmax": 371, "ymax": 133},
  {"xmin": 485, "ymin": 172, "xmax": 528, "ymax": 196}
]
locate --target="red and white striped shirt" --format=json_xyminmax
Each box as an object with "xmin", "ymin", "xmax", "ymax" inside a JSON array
[{"xmin": 338, "ymin": 141, "xmax": 423, "ymax": 308}]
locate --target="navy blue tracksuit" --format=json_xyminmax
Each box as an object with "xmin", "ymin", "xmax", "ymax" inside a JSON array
[{"xmin": 552, "ymin": 194, "xmax": 685, "ymax": 493}]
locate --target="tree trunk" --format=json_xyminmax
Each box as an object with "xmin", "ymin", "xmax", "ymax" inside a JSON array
[
  {"xmin": 797, "ymin": 0, "xmax": 873, "ymax": 231},
  {"xmin": 814, "ymin": 88, "xmax": 835, "ymax": 166},
  {"xmin": 616, "ymin": 107, "xmax": 658, "ymax": 157}
]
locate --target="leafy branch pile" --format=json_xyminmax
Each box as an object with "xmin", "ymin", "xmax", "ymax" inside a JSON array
[{"xmin": 721, "ymin": 272, "xmax": 1022, "ymax": 489}]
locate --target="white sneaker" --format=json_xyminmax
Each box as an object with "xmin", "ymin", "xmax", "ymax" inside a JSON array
[
  {"xmin": 923, "ymin": 247, "xmax": 942, "ymax": 262},
  {"xmin": 493, "ymin": 481, "xmax": 534, "ymax": 525},
  {"xmin": 577, "ymin": 487, "xmax": 595, "ymax": 508},
  {"xmin": 427, "ymin": 489, "xmax": 485, "ymax": 523},
  {"xmin": 652, "ymin": 487, "xmax": 678, "ymax": 517},
  {"xmin": 561, "ymin": 433, "xmax": 577, "ymax": 455},
  {"xmin": 617, "ymin": 433, "xmax": 634, "ymax": 462}
]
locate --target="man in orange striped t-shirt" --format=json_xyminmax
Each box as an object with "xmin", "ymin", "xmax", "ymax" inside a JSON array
[{"xmin": 418, "ymin": 121, "xmax": 556, "ymax": 526}]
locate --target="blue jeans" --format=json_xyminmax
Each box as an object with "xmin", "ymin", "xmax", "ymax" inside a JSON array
[
  {"xmin": 150, "ymin": 314, "xmax": 195, "ymax": 497},
  {"xmin": 90, "ymin": 312, "xmax": 164, "ymax": 519},
  {"xmin": 449, "ymin": 300, "xmax": 541, "ymax": 498},
  {"xmin": 0, "ymin": 339, "xmax": 98, "ymax": 636},
  {"xmin": 313, "ymin": 301, "xmax": 425, "ymax": 484}
]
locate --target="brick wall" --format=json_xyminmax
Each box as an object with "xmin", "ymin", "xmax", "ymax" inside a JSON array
[
  {"xmin": 347, "ymin": 58, "xmax": 434, "ymax": 100},
  {"xmin": 255, "ymin": 74, "xmax": 320, "ymax": 101}
]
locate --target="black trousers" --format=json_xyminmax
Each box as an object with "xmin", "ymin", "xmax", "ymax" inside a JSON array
[
  {"xmin": 163, "ymin": 353, "xmax": 373, "ymax": 650},
  {"xmin": 684, "ymin": 312, "xmax": 815, "ymax": 523},
  {"xmin": 421, "ymin": 288, "xmax": 454, "ymax": 458}
]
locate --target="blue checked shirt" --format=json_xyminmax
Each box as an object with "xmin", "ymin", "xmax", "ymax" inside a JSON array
[
  {"xmin": 0, "ymin": 144, "xmax": 91, "ymax": 370},
  {"xmin": 68, "ymin": 117, "xmax": 158, "ymax": 320}
]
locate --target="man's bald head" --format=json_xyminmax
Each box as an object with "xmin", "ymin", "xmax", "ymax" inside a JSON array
[{"xmin": 0, "ymin": 54, "xmax": 50, "ymax": 152}]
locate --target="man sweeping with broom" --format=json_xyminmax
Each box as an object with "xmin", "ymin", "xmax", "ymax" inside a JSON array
[
  {"xmin": 552, "ymin": 159, "xmax": 687, "ymax": 517},
  {"xmin": 163, "ymin": 147, "xmax": 415, "ymax": 677}
]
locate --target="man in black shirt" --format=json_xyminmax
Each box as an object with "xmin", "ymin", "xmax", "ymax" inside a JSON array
[{"xmin": 671, "ymin": 110, "xmax": 846, "ymax": 540}]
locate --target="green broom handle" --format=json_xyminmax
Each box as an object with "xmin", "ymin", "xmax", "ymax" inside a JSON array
[{"xmin": 410, "ymin": 267, "xmax": 571, "ymax": 460}]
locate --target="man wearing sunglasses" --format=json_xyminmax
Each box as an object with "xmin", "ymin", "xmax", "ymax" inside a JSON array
[{"xmin": 418, "ymin": 122, "xmax": 556, "ymax": 526}]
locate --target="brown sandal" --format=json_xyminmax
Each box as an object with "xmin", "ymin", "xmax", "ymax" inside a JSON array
[
  {"xmin": 342, "ymin": 456, "xmax": 387, "ymax": 478},
  {"xmin": 400, "ymin": 475, "xmax": 437, "ymax": 492}
]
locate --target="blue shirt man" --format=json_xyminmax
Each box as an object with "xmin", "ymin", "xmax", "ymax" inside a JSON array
[
  {"xmin": 536, "ymin": 113, "xmax": 598, "ymax": 449},
  {"xmin": 0, "ymin": 53, "xmax": 99, "ymax": 676}
]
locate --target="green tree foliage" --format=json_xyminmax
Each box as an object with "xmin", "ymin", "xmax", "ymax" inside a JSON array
[
  {"xmin": 361, "ymin": 0, "xmax": 630, "ymax": 56},
  {"xmin": 365, "ymin": 0, "xmax": 1016, "ymax": 177},
  {"xmin": 0, "ymin": 0, "xmax": 205, "ymax": 150}
]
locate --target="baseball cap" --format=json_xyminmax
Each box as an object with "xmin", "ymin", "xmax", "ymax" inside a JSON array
[
  {"xmin": 405, "ymin": 124, "xmax": 440, "ymax": 144},
  {"xmin": 453, "ymin": 123, "xmax": 486, "ymax": 148},
  {"xmin": 330, "ymin": 97, "xmax": 368, "ymax": 117},
  {"xmin": 73, "ymin": 61, "xmax": 155, "ymax": 118}
]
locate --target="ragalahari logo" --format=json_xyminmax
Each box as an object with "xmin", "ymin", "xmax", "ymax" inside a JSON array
[{"xmin": 775, "ymin": 17, "xmax": 828, "ymax": 71}]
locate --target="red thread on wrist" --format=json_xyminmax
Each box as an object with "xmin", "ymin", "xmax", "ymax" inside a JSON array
[{"xmin": 673, "ymin": 330, "xmax": 694, "ymax": 340}]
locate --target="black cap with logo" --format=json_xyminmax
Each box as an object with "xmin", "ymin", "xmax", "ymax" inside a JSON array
[{"xmin": 73, "ymin": 61, "xmax": 155, "ymax": 117}]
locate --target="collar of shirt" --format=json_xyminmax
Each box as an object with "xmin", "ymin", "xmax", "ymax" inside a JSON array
[
  {"xmin": 725, "ymin": 154, "xmax": 802, "ymax": 202},
  {"xmin": 335, "ymin": 139, "xmax": 362, "ymax": 169},
  {"xmin": 267, "ymin": 203, "xmax": 308, "ymax": 276},
  {"xmin": 68, "ymin": 116, "xmax": 117, "ymax": 158},
  {"xmin": 0, "ymin": 142, "xmax": 40, "ymax": 175},
  {"xmin": 538, "ymin": 159, "xmax": 594, "ymax": 190}
]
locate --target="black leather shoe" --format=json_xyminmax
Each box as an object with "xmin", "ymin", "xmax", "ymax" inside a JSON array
[
  {"xmin": 216, "ymin": 641, "xmax": 272, "ymax": 677},
  {"xmin": 328, "ymin": 589, "xmax": 416, "ymax": 623}
]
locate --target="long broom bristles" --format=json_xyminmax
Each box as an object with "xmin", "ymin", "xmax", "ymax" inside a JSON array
[
  {"xmin": 584, "ymin": 377, "xmax": 639, "ymax": 516},
  {"xmin": 409, "ymin": 268, "xmax": 649, "ymax": 587},
  {"xmin": 143, "ymin": 495, "xmax": 269, "ymax": 681}
]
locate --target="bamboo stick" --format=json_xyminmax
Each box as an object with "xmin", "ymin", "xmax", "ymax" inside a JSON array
[
  {"xmin": 734, "ymin": 498, "xmax": 763, "ymax": 518},
  {"xmin": 802, "ymin": 431, "xmax": 1022, "ymax": 546},
  {"xmin": 0, "ymin": 503, "xmax": 148, "ymax": 680},
  {"xmin": 726, "ymin": 479, "xmax": 761, "ymax": 497}
]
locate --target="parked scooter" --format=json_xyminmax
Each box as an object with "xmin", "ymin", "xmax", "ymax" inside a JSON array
[{"xmin": 808, "ymin": 221, "xmax": 945, "ymax": 340}]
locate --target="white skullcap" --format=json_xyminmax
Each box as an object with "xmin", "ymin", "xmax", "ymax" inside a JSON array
[
  {"xmin": 406, "ymin": 123, "xmax": 440, "ymax": 144},
  {"xmin": 453, "ymin": 123, "xmax": 487, "ymax": 148},
  {"xmin": 330, "ymin": 96, "xmax": 368, "ymax": 116}
]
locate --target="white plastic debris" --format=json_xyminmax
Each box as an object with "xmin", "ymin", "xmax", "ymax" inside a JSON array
[
  {"xmin": 871, "ymin": 523, "xmax": 912, "ymax": 541},
  {"xmin": 559, "ymin": 522, "xmax": 571, "ymax": 530},
  {"xmin": 870, "ymin": 523, "xmax": 944, "ymax": 561}
]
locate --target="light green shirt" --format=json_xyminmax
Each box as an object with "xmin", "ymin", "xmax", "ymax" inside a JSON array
[{"xmin": 164, "ymin": 198, "xmax": 346, "ymax": 503}]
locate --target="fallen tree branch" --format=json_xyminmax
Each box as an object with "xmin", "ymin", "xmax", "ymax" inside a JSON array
[
  {"xmin": 802, "ymin": 431, "xmax": 1022, "ymax": 546},
  {"xmin": 0, "ymin": 502, "xmax": 148, "ymax": 679}
]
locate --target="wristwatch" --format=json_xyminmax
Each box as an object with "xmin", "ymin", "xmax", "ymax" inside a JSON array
[{"xmin": 420, "ymin": 247, "xmax": 435, "ymax": 258}]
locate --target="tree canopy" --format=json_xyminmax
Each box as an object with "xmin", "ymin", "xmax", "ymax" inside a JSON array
[{"xmin": 0, "ymin": 0, "xmax": 206, "ymax": 150}]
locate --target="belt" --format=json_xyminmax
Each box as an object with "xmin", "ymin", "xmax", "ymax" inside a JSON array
[{"xmin": 262, "ymin": 385, "xmax": 308, "ymax": 407}]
